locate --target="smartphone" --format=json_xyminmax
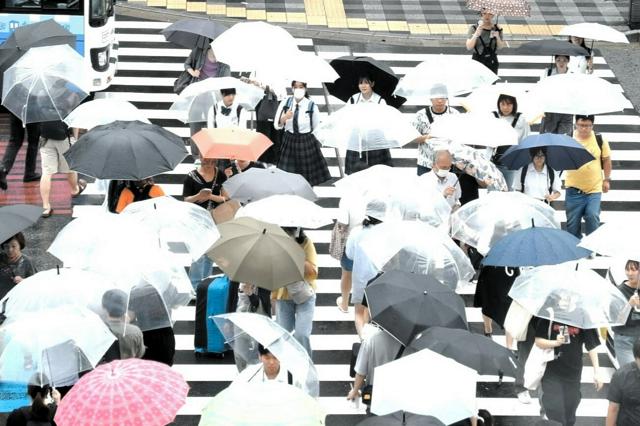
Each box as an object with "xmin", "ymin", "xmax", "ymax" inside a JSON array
[{"xmin": 560, "ymin": 326, "xmax": 571, "ymax": 345}]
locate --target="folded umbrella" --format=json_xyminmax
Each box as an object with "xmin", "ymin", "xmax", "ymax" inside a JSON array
[
  {"xmin": 0, "ymin": 204, "xmax": 42, "ymax": 243},
  {"xmin": 357, "ymin": 412, "xmax": 445, "ymax": 426},
  {"xmin": 192, "ymin": 128, "xmax": 272, "ymax": 161},
  {"xmin": 63, "ymin": 99, "xmax": 150, "ymax": 130},
  {"xmin": 223, "ymin": 167, "xmax": 317, "ymax": 203},
  {"xmin": 559, "ymin": 22, "xmax": 629, "ymax": 45},
  {"xmin": 466, "ymin": 0, "xmax": 531, "ymax": 16},
  {"xmin": 499, "ymin": 133, "xmax": 594, "ymax": 170},
  {"xmin": 447, "ymin": 142, "xmax": 509, "ymax": 191},
  {"xmin": 161, "ymin": 19, "xmax": 228, "ymax": 48},
  {"xmin": 579, "ymin": 218, "xmax": 640, "ymax": 261},
  {"xmin": 236, "ymin": 194, "xmax": 332, "ymax": 229},
  {"xmin": 64, "ymin": 120, "xmax": 188, "ymax": 180},
  {"xmin": 429, "ymin": 113, "xmax": 518, "ymax": 148},
  {"xmin": 512, "ymin": 39, "xmax": 590, "ymax": 56}
]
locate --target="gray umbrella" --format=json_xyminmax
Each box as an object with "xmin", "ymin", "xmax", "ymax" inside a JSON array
[
  {"xmin": 223, "ymin": 168, "xmax": 318, "ymax": 203},
  {"xmin": 512, "ymin": 39, "xmax": 589, "ymax": 56},
  {"xmin": 357, "ymin": 411, "xmax": 445, "ymax": 426},
  {"xmin": 0, "ymin": 204, "xmax": 43, "ymax": 243},
  {"xmin": 161, "ymin": 19, "xmax": 228, "ymax": 49}
]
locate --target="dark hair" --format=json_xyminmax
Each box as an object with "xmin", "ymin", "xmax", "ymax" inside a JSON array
[
  {"xmin": 529, "ymin": 147, "xmax": 546, "ymax": 158},
  {"xmin": 362, "ymin": 216, "xmax": 382, "ymax": 227},
  {"xmin": 27, "ymin": 379, "xmax": 52, "ymax": 421},
  {"xmin": 290, "ymin": 81, "xmax": 309, "ymax": 98},
  {"xmin": 220, "ymin": 88, "xmax": 236, "ymax": 97},
  {"xmin": 1, "ymin": 232, "xmax": 26, "ymax": 250},
  {"xmin": 358, "ymin": 75, "xmax": 374, "ymax": 85},
  {"xmin": 554, "ymin": 55, "xmax": 570, "ymax": 62},
  {"xmin": 568, "ymin": 36, "xmax": 592, "ymax": 57},
  {"xmin": 102, "ymin": 289, "xmax": 128, "ymax": 318},
  {"xmin": 282, "ymin": 227, "xmax": 307, "ymax": 245},
  {"xmin": 497, "ymin": 94, "xmax": 518, "ymax": 116},
  {"xmin": 633, "ymin": 338, "xmax": 640, "ymax": 360},
  {"xmin": 626, "ymin": 260, "xmax": 640, "ymax": 271},
  {"xmin": 258, "ymin": 343, "xmax": 270, "ymax": 356},
  {"xmin": 575, "ymin": 114, "xmax": 595, "ymax": 124}
]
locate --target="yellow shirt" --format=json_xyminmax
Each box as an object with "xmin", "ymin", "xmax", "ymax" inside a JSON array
[
  {"xmin": 272, "ymin": 237, "xmax": 318, "ymax": 300},
  {"xmin": 564, "ymin": 131, "xmax": 610, "ymax": 194}
]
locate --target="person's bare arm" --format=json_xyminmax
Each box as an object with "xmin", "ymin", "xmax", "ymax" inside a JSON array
[
  {"xmin": 606, "ymin": 401, "xmax": 620, "ymax": 426},
  {"xmin": 602, "ymin": 156, "xmax": 612, "ymax": 193},
  {"xmin": 347, "ymin": 374, "xmax": 366, "ymax": 400}
]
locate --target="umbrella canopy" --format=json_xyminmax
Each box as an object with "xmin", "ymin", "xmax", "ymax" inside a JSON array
[
  {"xmin": 210, "ymin": 21, "xmax": 300, "ymax": 71},
  {"xmin": 54, "ymin": 359, "xmax": 189, "ymax": 426},
  {"xmin": 459, "ymin": 83, "xmax": 543, "ymax": 124},
  {"xmin": 207, "ymin": 217, "xmax": 305, "ymax": 290},
  {"xmin": 357, "ymin": 412, "xmax": 445, "ymax": 426},
  {"xmin": 0, "ymin": 204, "xmax": 42, "ymax": 243},
  {"xmin": 559, "ymin": 23, "xmax": 629, "ymax": 44},
  {"xmin": 508, "ymin": 262, "xmax": 629, "ymax": 328},
  {"xmin": 0, "ymin": 306, "xmax": 116, "ymax": 386},
  {"xmin": 450, "ymin": 191, "xmax": 560, "ymax": 255},
  {"xmin": 170, "ymin": 76, "xmax": 264, "ymax": 124},
  {"xmin": 447, "ymin": 142, "xmax": 509, "ymax": 191},
  {"xmin": 466, "ymin": 0, "xmax": 531, "ymax": 16},
  {"xmin": 120, "ymin": 196, "xmax": 220, "ymax": 261},
  {"xmin": 63, "ymin": 99, "xmax": 150, "ymax": 130},
  {"xmin": 223, "ymin": 167, "xmax": 317, "ymax": 203},
  {"xmin": 483, "ymin": 226, "xmax": 591, "ymax": 267},
  {"xmin": 499, "ymin": 133, "xmax": 595, "ymax": 170},
  {"xmin": 161, "ymin": 19, "xmax": 228, "ymax": 48},
  {"xmin": 313, "ymin": 103, "xmax": 419, "ymax": 152},
  {"xmin": 579, "ymin": 219, "xmax": 640, "ymax": 261},
  {"xmin": 255, "ymin": 51, "xmax": 339, "ymax": 87},
  {"xmin": 2, "ymin": 44, "xmax": 89, "ymax": 124},
  {"xmin": 429, "ymin": 113, "xmax": 518, "ymax": 148},
  {"xmin": 199, "ymin": 381, "xmax": 325, "ymax": 426},
  {"xmin": 236, "ymin": 194, "xmax": 332, "ymax": 229},
  {"xmin": 393, "ymin": 56, "xmax": 498, "ymax": 100},
  {"xmin": 371, "ymin": 349, "xmax": 478, "ymax": 423},
  {"xmin": 326, "ymin": 56, "xmax": 405, "ymax": 108},
  {"xmin": 64, "ymin": 120, "xmax": 188, "ymax": 180},
  {"xmin": 530, "ymin": 73, "xmax": 628, "ymax": 115},
  {"xmin": 365, "ymin": 270, "xmax": 468, "ymax": 346},
  {"xmin": 512, "ymin": 39, "xmax": 590, "ymax": 56},
  {"xmin": 406, "ymin": 327, "xmax": 521, "ymax": 378},
  {"xmin": 192, "ymin": 128, "xmax": 272, "ymax": 161},
  {"xmin": 213, "ymin": 312, "xmax": 319, "ymax": 398}
]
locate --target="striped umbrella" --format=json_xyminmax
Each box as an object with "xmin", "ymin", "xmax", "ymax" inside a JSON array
[{"xmin": 466, "ymin": 0, "xmax": 531, "ymax": 17}]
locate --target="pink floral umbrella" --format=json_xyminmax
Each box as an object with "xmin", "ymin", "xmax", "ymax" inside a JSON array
[
  {"xmin": 54, "ymin": 359, "xmax": 189, "ymax": 426},
  {"xmin": 466, "ymin": 0, "xmax": 531, "ymax": 17}
]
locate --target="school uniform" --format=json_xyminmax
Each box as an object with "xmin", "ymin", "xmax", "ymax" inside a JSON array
[
  {"xmin": 274, "ymin": 96, "xmax": 331, "ymax": 187},
  {"xmin": 344, "ymin": 92, "xmax": 393, "ymax": 175},
  {"xmin": 206, "ymin": 100, "xmax": 245, "ymax": 130}
]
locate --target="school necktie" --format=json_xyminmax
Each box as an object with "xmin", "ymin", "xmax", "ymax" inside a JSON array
[
  {"xmin": 292, "ymin": 104, "xmax": 300, "ymax": 134},
  {"xmin": 220, "ymin": 106, "xmax": 232, "ymax": 116}
]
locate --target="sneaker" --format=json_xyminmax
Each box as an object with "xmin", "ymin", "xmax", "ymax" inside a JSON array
[
  {"xmin": 22, "ymin": 174, "xmax": 41, "ymax": 183},
  {"xmin": 517, "ymin": 390, "xmax": 532, "ymax": 404}
]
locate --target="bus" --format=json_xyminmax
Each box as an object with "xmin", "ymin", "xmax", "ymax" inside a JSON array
[{"xmin": 0, "ymin": 0, "xmax": 117, "ymax": 91}]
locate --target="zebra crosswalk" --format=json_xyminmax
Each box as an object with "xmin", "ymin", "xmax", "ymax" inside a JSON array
[{"xmin": 74, "ymin": 15, "xmax": 640, "ymax": 425}]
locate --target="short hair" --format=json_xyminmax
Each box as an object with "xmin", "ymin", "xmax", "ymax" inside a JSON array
[
  {"xmin": 575, "ymin": 115, "xmax": 595, "ymax": 124},
  {"xmin": 497, "ymin": 94, "xmax": 518, "ymax": 116},
  {"xmin": 626, "ymin": 260, "xmax": 640, "ymax": 271},
  {"xmin": 220, "ymin": 88, "xmax": 236, "ymax": 97},
  {"xmin": 529, "ymin": 147, "xmax": 546, "ymax": 158},
  {"xmin": 358, "ymin": 75, "xmax": 374, "ymax": 85},
  {"xmin": 102, "ymin": 289, "xmax": 128, "ymax": 318},
  {"xmin": 633, "ymin": 338, "xmax": 640, "ymax": 360},
  {"xmin": 434, "ymin": 150, "xmax": 452, "ymax": 163},
  {"xmin": 1, "ymin": 232, "xmax": 26, "ymax": 250},
  {"xmin": 258, "ymin": 343, "xmax": 270, "ymax": 356}
]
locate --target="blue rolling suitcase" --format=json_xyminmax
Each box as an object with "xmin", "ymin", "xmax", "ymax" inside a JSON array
[{"xmin": 194, "ymin": 275, "xmax": 232, "ymax": 355}]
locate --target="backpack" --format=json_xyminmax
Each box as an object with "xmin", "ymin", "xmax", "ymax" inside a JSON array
[
  {"xmin": 212, "ymin": 104, "xmax": 243, "ymax": 128},
  {"xmin": 423, "ymin": 106, "xmax": 453, "ymax": 124},
  {"xmin": 520, "ymin": 163, "xmax": 556, "ymax": 195},
  {"xmin": 20, "ymin": 407, "xmax": 52, "ymax": 426},
  {"xmin": 282, "ymin": 97, "xmax": 315, "ymax": 132},
  {"xmin": 470, "ymin": 25, "xmax": 500, "ymax": 72},
  {"xmin": 595, "ymin": 133, "xmax": 605, "ymax": 168}
]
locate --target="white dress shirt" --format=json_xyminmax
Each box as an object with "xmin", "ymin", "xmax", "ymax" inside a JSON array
[
  {"xmin": 273, "ymin": 96, "xmax": 319, "ymax": 134},
  {"xmin": 206, "ymin": 100, "xmax": 245, "ymax": 129},
  {"xmin": 512, "ymin": 163, "xmax": 561, "ymax": 201},
  {"xmin": 421, "ymin": 170, "xmax": 461, "ymax": 208},
  {"xmin": 348, "ymin": 92, "xmax": 386, "ymax": 105}
]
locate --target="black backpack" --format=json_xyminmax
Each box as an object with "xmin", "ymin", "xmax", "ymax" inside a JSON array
[
  {"xmin": 212, "ymin": 104, "xmax": 243, "ymax": 128},
  {"xmin": 520, "ymin": 163, "xmax": 556, "ymax": 195}
]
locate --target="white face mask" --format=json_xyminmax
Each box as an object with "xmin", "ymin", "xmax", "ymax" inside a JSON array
[
  {"xmin": 293, "ymin": 88, "xmax": 306, "ymax": 100},
  {"xmin": 435, "ymin": 169, "xmax": 448, "ymax": 178}
]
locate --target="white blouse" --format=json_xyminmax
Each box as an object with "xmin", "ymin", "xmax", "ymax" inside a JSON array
[
  {"xmin": 348, "ymin": 92, "xmax": 386, "ymax": 105},
  {"xmin": 512, "ymin": 163, "xmax": 561, "ymax": 201},
  {"xmin": 273, "ymin": 96, "xmax": 320, "ymax": 134}
]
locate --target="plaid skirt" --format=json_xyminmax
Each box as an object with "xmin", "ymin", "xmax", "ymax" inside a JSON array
[
  {"xmin": 345, "ymin": 149, "xmax": 393, "ymax": 175},
  {"xmin": 278, "ymin": 131, "xmax": 331, "ymax": 186}
]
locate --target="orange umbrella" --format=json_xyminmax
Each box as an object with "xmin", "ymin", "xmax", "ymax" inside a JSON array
[{"xmin": 192, "ymin": 127, "xmax": 272, "ymax": 161}]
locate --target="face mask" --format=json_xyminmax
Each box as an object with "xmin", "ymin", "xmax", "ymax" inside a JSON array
[
  {"xmin": 293, "ymin": 88, "xmax": 306, "ymax": 100},
  {"xmin": 435, "ymin": 169, "xmax": 448, "ymax": 178}
]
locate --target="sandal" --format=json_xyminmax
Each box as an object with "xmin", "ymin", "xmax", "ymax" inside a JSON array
[
  {"xmin": 41, "ymin": 208, "xmax": 54, "ymax": 218},
  {"xmin": 72, "ymin": 179, "xmax": 87, "ymax": 198},
  {"xmin": 336, "ymin": 296, "xmax": 349, "ymax": 313}
]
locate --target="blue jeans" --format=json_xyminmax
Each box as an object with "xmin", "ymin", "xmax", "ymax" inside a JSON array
[
  {"xmin": 189, "ymin": 254, "xmax": 213, "ymax": 290},
  {"xmin": 614, "ymin": 333, "xmax": 638, "ymax": 367},
  {"xmin": 564, "ymin": 187, "xmax": 601, "ymax": 238},
  {"xmin": 275, "ymin": 294, "xmax": 316, "ymax": 356}
]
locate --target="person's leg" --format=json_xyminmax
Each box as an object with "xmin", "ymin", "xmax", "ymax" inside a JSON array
[
  {"xmin": 189, "ymin": 122, "xmax": 205, "ymax": 159},
  {"xmin": 416, "ymin": 165, "xmax": 430, "ymax": 176},
  {"xmin": 564, "ymin": 188, "xmax": 587, "ymax": 238},
  {"xmin": 482, "ymin": 314, "xmax": 493, "ymax": 336},
  {"xmin": 39, "ymin": 174, "xmax": 53, "ymax": 211},
  {"xmin": 558, "ymin": 114, "xmax": 574, "ymax": 137},
  {"xmin": 563, "ymin": 380, "xmax": 582, "ymax": 426},
  {"xmin": 23, "ymin": 122, "xmax": 41, "ymax": 180},
  {"xmin": 66, "ymin": 172, "xmax": 79, "ymax": 193},
  {"xmin": 583, "ymin": 192, "xmax": 602, "ymax": 236},
  {"xmin": 338, "ymin": 254, "xmax": 353, "ymax": 313},
  {"xmin": 354, "ymin": 303, "xmax": 369, "ymax": 338},
  {"xmin": 293, "ymin": 293, "xmax": 316, "ymax": 356},
  {"xmin": 1, "ymin": 113, "xmax": 25, "ymax": 173},
  {"xmin": 614, "ymin": 333, "xmax": 636, "ymax": 367},
  {"xmin": 275, "ymin": 299, "xmax": 296, "ymax": 333},
  {"xmin": 514, "ymin": 326, "xmax": 535, "ymax": 397},
  {"xmin": 540, "ymin": 374, "xmax": 566, "ymax": 424}
]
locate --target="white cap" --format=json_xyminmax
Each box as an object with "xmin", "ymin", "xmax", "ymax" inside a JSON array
[
  {"xmin": 365, "ymin": 198, "xmax": 388, "ymax": 221},
  {"xmin": 429, "ymin": 83, "xmax": 449, "ymax": 99}
]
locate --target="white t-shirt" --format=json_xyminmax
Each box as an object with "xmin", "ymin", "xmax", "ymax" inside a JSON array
[
  {"xmin": 234, "ymin": 363, "xmax": 290, "ymax": 384},
  {"xmin": 348, "ymin": 92, "xmax": 386, "ymax": 105},
  {"xmin": 512, "ymin": 163, "xmax": 561, "ymax": 201}
]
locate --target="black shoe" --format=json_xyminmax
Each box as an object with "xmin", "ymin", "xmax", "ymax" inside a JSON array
[
  {"xmin": 23, "ymin": 174, "xmax": 41, "ymax": 183},
  {"xmin": 0, "ymin": 168, "xmax": 7, "ymax": 190}
]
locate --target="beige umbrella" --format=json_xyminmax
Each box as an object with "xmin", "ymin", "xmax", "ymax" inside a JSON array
[{"xmin": 206, "ymin": 217, "xmax": 305, "ymax": 290}]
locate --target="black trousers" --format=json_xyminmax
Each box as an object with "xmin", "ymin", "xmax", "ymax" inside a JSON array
[
  {"xmin": 540, "ymin": 372, "xmax": 581, "ymax": 426},
  {"xmin": 1, "ymin": 113, "xmax": 40, "ymax": 177}
]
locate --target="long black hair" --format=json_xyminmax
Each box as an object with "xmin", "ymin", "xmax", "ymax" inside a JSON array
[{"xmin": 496, "ymin": 94, "xmax": 518, "ymax": 116}]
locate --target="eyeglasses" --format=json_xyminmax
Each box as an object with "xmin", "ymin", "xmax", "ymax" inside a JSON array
[
  {"xmin": 533, "ymin": 154, "xmax": 546, "ymax": 159},
  {"xmin": 576, "ymin": 123, "xmax": 593, "ymax": 129}
]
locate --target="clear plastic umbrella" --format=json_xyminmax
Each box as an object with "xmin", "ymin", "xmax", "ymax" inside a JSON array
[
  {"xmin": 63, "ymin": 99, "xmax": 150, "ymax": 130},
  {"xmin": 578, "ymin": 219, "xmax": 640, "ymax": 261},
  {"xmin": 393, "ymin": 56, "xmax": 498, "ymax": 101},
  {"xmin": 559, "ymin": 23, "xmax": 629, "ymax": 44},
  {"xmin": 508, "ymin": 262, "xmax": 630, "ymax": 328},
  {"xmin": 450, "ymin": 191, "xmax": 560, "ymax": 255},
  {"xmin": 213, "ymin": 312, "xmax": 319, "ymax": 398},
  {"xmin": 235, "ymin": 194, "xmax": 333, "ymax": 229},
  {"xmin": 120, "ymin": 196, "xmax": 220, "ymax": 261},
  {"xmin": 2, "ymin": 45, "xmax": 89, "ymax": 123},
  {"xmin": 313, "ymin": 103, "xmax": 419, "ymax": 152},
  {"xmin": 254, "ymin": 51, "xmax": 339, "ymax": 88},
  {"xmin": 0, "ymin": 306, "xmax": 116, "ymax": 386},
  {"xmin": 459, "ymin": 83, "xmax": 544, "ymax": 124},
  {"xmin": 447, "ymin": 142, "xmax": 509, "ymax": 192},
  {"xmin": 429, "ymin": 113, "xmax": 519, "ymax": 148},
  {"xmin": 169, "ymin": 76, "xmax": 264, "ymax": 124}
]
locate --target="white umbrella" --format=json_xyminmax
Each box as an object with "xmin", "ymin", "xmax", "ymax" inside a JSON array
[
  {"xmin": 169, "ymin": 76, "xmax": 265, "ymax": 124},
  {"xmin": 393, "ymin": 56, "xmax": 498, "ymax": 100},
  {"xmin": 371, "ymin": 348, "xmax": 478, "ymax": 424},
  {"xmin": 559, "ymin": 23, "xmax": 629, "ymax": 44},
  {"xmin": 64, "ymin": 99, "xmax": 149, "ymax": 130},
  {"xmin": 429, "ymin": 113, "xmax": 519, "ymax": 148},
  {"xmin": 458, "ymin": 83, "xmax": 544, "ymax": 124},
  {"xmin": 313, "ymin": 103, "xmax": 419, "ymax": 152},
  {"xmin": 578, "ymin": 219, "xmax": 640, "ymax": 261},
  {"xmin": 210, "ymin": 21, "xmax": 300, "ymax": 71},
  {"xmin": 530, "ymin": 73, "xmax": 628, "ymax": 115},
  {"xmin": 235, "ymin": 194, "xmax": 332, "ymax": 229},
  {"xmin": 255, "ymin": 51, "xmax": 339, "ymax": 87}
]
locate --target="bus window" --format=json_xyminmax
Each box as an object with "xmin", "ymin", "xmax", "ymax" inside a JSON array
[{"xmin": 89, "ymin": 0, "xmax": 112, "ymax": 27}]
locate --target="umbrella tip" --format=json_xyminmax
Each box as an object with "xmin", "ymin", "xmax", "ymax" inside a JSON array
[
  {"xmin": 262, "ymin": 228, "xmax": 267, "ymax": 234},
  {"xmin": 531, "ymin": 218, "xmax": 535, "ymax": 228},
  {"xmin": 56, "ymin": 265, "xmax": 60, "ymax": 275},
  {"xmin": 575, "ymin": 262, "xmax": 579, "ymax": 271},
  {"xmin": 153, "ymin": 203, "xmax": 157, "ymax": 210},
  {"xmin": 423, "ymin": 290, "xmax": 427, "ymax": 295}
]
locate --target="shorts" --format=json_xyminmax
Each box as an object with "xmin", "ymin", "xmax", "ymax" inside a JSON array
[
  {"xmin": 40, "ymin": 138, "xmax": 72, "ymax": 175},
  {"xmin": 340, "ymin": 253, "xmax": 354, "ymax": 271}
]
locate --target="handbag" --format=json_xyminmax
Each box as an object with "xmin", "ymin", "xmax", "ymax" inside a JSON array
[
  {"xmin": 329, "ymin": 221, "xmax": 349, "ymax": 261},
  {"xmin": 504, "ymin": 300, "xmax": 533, "ymax": 342},
  {"xmin": 255, "ymin": 87, "xmax": 280, "ymax": 122},
  {"xmin": 523, "ymin": 313, "xmax": 555, "ymax": 390},
  {"xmin": 173, "ymin": 70, "xmax": 195, "ymax": 95},
  {"xmin": 285, "ymin": 280, "xmax": 314, "ymax": 305}
]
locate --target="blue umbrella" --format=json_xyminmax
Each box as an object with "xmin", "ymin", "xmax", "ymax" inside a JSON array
[
  {"xmin": 500, "ymin": 133, "xmax": 594, "ymax": 170},
  {"xmin": 482, "ymin": 226, "xmax": 591, "ymax": 267}
]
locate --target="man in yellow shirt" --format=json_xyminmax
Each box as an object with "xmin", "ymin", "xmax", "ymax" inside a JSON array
[{"xmin": 564, "ymin": 115, "xmax": 612, "ymax": 238}]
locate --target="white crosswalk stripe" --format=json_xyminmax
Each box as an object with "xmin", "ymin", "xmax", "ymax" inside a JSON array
[{"xmin": 72, "ymin": 17, "xmax": 640, "ymax": 425}]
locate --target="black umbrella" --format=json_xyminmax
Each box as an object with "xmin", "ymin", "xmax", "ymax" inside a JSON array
[
  {"xmin": 406, "ymin": 327, "xmax": 521, "ymax": 378},
  {"xmin": 364, "ymin": 270, "xmax": 468, "ymax": 346},
  {"xmin": 161, "ymin": 19, "xmax": 228, "ymax": 49},
  {"xmin": 356, "ymin": 411, "xmax": 445, "ymax": 426},
  {"xmin": 0, "ymin": 204, "xmax": 43, "ymax": 243},
  {"xmin": 512, "ymin": 39, "xmax": 589, "ymax": 56},
  {"xmin": 64, "ymin": 120, "xmax": 189, "ymax": 180},
  {"xmin": 325, "ymin": 56, "xmax": 406, "ymax": 108}
]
